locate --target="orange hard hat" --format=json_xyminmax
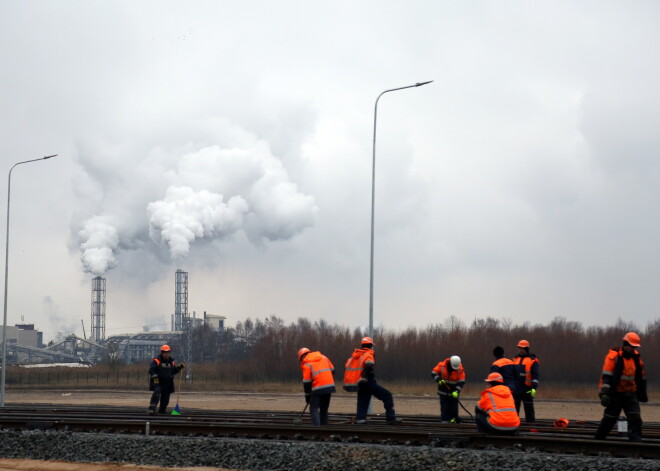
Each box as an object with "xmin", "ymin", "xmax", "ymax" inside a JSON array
[
  {"xmin": 554, "ymin": 418, "xmax": 569, "ymax": 428},
  {"xmin": 361, "ymin": 336, "xmax": 374, "ymax": 346},
  {"xmin": 485, "ymin": 372, "xmax": 503, "ymax": 383},
  {"xmin": 517, "ymin": 339, "xmax": 530, "ymax": 348},
  {"xmin": 297, "ymin": 347, "xmax": 311, "ymax": 360},
  {"xmin": 160, "ymin": 344, "xmax": 171, "ymax": 352},
  {"xmin": 623, "ymin": 332, "xmax": 641, "ymax": 347}
]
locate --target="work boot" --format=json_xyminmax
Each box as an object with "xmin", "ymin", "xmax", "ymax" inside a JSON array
[
  {"xmin": 386, "ymin": 417, "xmax": 403, "ymax": 425},
  {"xmin": 147, "ymin": 407, "xmax": 156, "ymax": 415},
  {"xmin": 356, "ymin": 419, "xmax": 367, "ymax": 425}
]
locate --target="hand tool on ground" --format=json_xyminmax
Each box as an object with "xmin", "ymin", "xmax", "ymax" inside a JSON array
[{"xmin": 293, "ymin": 402, "xmax": 309, "ymax": 424}]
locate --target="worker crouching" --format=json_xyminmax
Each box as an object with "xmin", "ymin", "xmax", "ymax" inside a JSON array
[
  {"xmin": 298, "ymin": 347, "xmax": 336, "ymax": 426},
  {"xmin": 148, "ymin": 344, "xmax": 184, "ymax": 415},
  {"xmin": 475, "ymin": 372, "xmax": 520, "ymax": 435}
]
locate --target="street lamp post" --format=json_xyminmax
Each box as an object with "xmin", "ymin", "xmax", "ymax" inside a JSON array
[
  {"xmin": 368, "ymin": 82, "xmax": 432, "ymax": 337},
  {"xmin": 1, "ymin": 154, "xmax": 58, "ymax": 407}
]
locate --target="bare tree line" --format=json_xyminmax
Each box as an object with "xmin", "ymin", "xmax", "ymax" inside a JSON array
[{"xmin": 190, "ymin": 315, "xmax": 659, "ymax": 387}]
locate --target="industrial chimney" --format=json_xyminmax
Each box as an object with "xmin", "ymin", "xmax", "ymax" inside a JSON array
[
  {"xmin": 172, "ymin": 269, "xmax": 189, "ymax": 331},
  {"xmin": 91, "ymin": 276, "xmax": 106, "ymax": 341}
]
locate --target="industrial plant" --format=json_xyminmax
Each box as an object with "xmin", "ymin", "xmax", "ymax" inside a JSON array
[{"xmin": 0, "ymin": 269, "xmax": 226, "ymax": 367}]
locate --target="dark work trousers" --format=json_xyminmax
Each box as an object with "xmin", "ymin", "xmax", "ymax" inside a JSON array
[
  {"xmin": 439, "ymin": 394, "xmax": 459, "ymax": 422},
  {"xmin": 475, "ymin": 409, "xmax": 517, "ymax": 435},
  {"xmin": 595, "ymin": 393, "xmax": 642, "ymax": 441},
  {"xmin": 149, "ymin": 385, "xmax": 172, "ymax": 413},
  {"xmin": 357, "ymin": 381, "xmax": 395, "ymax": 421},
  {"xmin": 513, "ymin": 391, "xmax": 535, "ymax": 423},
  {"xmin": 310, "ymin": 393, "xmax": 332, "ymax": 426}
]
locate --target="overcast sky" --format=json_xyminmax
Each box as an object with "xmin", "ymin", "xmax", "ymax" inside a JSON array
[{"xmin": 1, "ymin": 1, "xmax": 659, "ymax": 341}]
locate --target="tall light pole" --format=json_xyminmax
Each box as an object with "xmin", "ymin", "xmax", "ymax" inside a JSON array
[
  {"xmin": 369, "ymin": 81, "xmax": 432, "ymax": 337},
  {"xmin": 1, "ymin": 154, "xmax": 58, "ymax": 406}
]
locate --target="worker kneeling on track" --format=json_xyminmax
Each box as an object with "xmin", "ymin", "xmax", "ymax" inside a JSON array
[
  {"xmin": 148, "ymin": 344, "xmax": 184, "ymax": 415},
  {"xmin": 298, "ymin": 347, "xmax": 336, "ymax": 426},
  {"xmin": 475, "ymin": 372, "xmax": 520, "ymax": 435}
]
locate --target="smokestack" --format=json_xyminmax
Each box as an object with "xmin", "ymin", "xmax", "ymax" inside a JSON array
[
  {"xmin": 173, "ymin": 269, "xmax": 189, "ymax": 331},
  {"xmin": 91, "ymin": 276, "xmax": 106, "ymax": 341}
]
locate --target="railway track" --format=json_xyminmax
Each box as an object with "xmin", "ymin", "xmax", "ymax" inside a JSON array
[{"xmin": 1, "ymin": 404, "xmax": 659, "ymax": 459}]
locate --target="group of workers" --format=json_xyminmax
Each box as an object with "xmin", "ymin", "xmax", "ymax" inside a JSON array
[{"xmin": 146, "ymin": 331, "xmax": 647, "ymax": 441}]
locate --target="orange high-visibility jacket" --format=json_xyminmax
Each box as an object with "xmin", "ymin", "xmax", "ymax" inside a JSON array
[
  {"xmin": 599, "ymin": 348, "xmax": 645, "ymax": 394},
  {"xmin": 477, "ymin": 384, "xmax": 520, "ymax": 431},
  {"xmin": 343, "ymin": 348, "xmax": 375, "ymax": 392},
  {"xmin": 513, "ymin": 354, "xmax": 540, "ymax": 389},
  {"xmin": 301, "ymin": 351, "xmax": 336, "ymax": 394},
  {"xmin": 431, "ymin": 358, "xmax": 466, "ymax": 396}
]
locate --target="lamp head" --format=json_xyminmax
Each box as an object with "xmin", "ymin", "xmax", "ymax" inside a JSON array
[
  {"xmin": 415, "ymin": 80, "xmax": 433, "ymax": 87},
  {"xmin": 43, "ymin": 154, "xmax": 58, "ymax": 160}
]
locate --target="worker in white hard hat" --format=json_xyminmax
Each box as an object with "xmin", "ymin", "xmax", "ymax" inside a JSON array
[{"xmin": 431, "ymin": 355, "xmax": 466, "ymax": 423}]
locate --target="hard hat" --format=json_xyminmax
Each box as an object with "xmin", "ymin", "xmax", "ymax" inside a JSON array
[
  {"xmin": 361, "ymin": 336, "xmax": 374, "ymax": 346},
  {"xmin": 485, "ymin": 372, "xmax": 503, "ymax": 383},
  {"xmin": 160, "ymin": 344, "xmax": 171, "ymax": 352},
  {"xmin": 517, "ymin": 339, "xmax": 530, "ymax": 348},
  {"xmin": 553, "ymin": 418, "xmax": 569, "ymax": 428},
  {"xmin": 450, "ymin": 355, "xmax": 461, "ymax": 369},
  {"xmin": 623, "ymin": 332, "xmax": 641, "ymax": 347},
  {"xmin": 297, "ymin": 347, "xmax": 311, "ymax": 360}
]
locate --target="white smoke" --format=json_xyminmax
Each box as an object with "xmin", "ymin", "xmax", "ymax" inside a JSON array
[
  {"xmin": 147, "ymin": 186, "xmax": 249, "ymax": 259},
  {"xmin": 78, "ymin": 215, "xmax": 119, "ymax": 275}
]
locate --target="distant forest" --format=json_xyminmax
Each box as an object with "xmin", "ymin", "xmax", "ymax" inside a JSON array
[{"xmin": 182, "ymin": 315, "xmax": 659, "ymax": 387}]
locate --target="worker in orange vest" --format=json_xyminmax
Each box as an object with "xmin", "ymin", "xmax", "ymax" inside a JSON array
[
  {"xmin": 298, "ymin": 347, "xmax": 336, "ymax": 426},
  {"xmin": 475, "ymin": 372, "xmax": 520, "ymax": 434},
  {"xmin": 513, "ymin": 339, "xmax": 539, "ymax": 423},
  {"xmin": 343, "ymin": 337, "xmax": 402, "ymax": 425},
  {"xmin": 148, "ymin": 344, "xmax": 184, "ymax": 415},
  {"xmin": 595, "ymin": 332, "xmax": 647, "ymax": 442},
  {"xmin": 431, "ymin": 355, "xmax": 465, "ymax": 423}
]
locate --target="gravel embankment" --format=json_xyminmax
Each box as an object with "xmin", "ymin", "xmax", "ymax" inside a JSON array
[{"xmin": 0, "ymin": 429, "xmax": 656, "ymax": 471}]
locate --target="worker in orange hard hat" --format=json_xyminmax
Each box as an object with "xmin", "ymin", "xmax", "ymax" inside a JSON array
[
  {"xmin": 595, "ymin": 332, "xmax": 647, "ymax": 442},
  {"xmin": 513, "ymin": 339, "xmax": 540, "ymax": 423},
  {"xmin": 343, "ymin": 336, "xmax": 402, "ymax": 425},
  {"xmin": 298, "ymin": 347, "xmax": 335, "ymax": 426},
  {"xmin": 148, "ymin": 344, "xmax": 184, "ymax": 415},
  {"xmin": 475, "ymin": 372, "xmax": 520, "ymax": 434},
  {"xmin": 431, "ymin": 355, "xmax": 465, "ymax": 423}
]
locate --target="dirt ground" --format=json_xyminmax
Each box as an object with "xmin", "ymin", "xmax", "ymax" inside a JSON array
[{"xmin": 2, "ymin": 389, "xmax": 660, "ymax": 470}]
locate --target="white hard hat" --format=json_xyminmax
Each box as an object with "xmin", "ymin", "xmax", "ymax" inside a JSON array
[{"xmin": 450, "ymin": 355, "xmax": 461, "ymax": 369}]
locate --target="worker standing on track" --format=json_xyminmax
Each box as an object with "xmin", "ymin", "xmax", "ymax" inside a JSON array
[
  {"xmin": 148, "ymin": 344, "xmax": 184, "ymax": 415},
  {"xmin": 491, "ymin": 346, "xmax": 516, "ymax": 393},
  {"xmin": 298, "ymin": 347, "xmax": 336, "ymax": 426},
  {"xmin": 431, "ymin": 355, "xmax": 465, "ymax": 423},
  {"xmin": 513, "ymin": 339, "xmax": 539, "ymax": 423},
  {"xmin": 343, "ymin": 337, "xmax": 402, "ymax": 425},
  {"xmin": 475, "ymin": 372, "xmax": 520, "ymax": 434},
  {"xmin": 595, "ymin": 332, "xmax": 647, "ymax": 442}
]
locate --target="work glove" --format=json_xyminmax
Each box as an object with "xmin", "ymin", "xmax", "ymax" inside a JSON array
[
  {"xmin": 599, "ymin": 393, "xmax": 610, "ymax": 407},
  {"xmin": 527, "ymin": 388, "xmax": 536, "ymax": 399},
  {"xmin": 305, "ymin": 394, "xmax": 311, "ymax": 404},
  {"xmin": 152, "ymin": 377, "xmax": 159, "ymax": 385},
  {"xmin": 451, "ymin": 391, "xmax": 459, "ymax": 399},
  {"xmin": 177, "ymin": 363, "xmax": 185, "ymax": 371},
  {"xmin": 438, "ymin": 379, "xmax": 447, "ymax": 386}
]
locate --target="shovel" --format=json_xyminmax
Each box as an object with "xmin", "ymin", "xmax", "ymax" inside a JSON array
[{"xmin": 293, "ymin": 402, "xmax": 309, "ymax": 424}]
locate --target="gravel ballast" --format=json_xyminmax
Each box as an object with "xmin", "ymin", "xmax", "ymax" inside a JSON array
[{"xmin": 0, "ymin": 429, "xmax": 656, "ymax": 471}]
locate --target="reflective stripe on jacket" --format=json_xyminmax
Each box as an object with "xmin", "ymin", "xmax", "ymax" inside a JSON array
[
  {"xmin": 599, "ymin": 347, "xmax": 645, "ymax": 393},
  {"xmin": 477, "ymin": 385, "xmax": 520, "ymax": 430},
  {"xmin": 513, "ymin": 354, "xmax": 539, "ymax": 389},
  {"xmin": 301, "ymin": 351, "xmax": 336, "ymax": 394},
  {"xmin": 343, "ymin": 348, "xmax": 375, "ymax": 392},
  {"xmin": 431, "ymin": 358, "xmax": 466, "ymax": 396}
]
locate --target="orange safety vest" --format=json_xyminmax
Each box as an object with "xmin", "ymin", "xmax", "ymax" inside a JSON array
[
  {"xmin": 514, "ymin": 355, "xmax": 539, "ymax": 388},
  {"xmin": 477, "ymin": 385, "xmax": 520, "ymax": 430},
  {"xmin": 431, "ymin": 358, "xmax": 466, "ymax": 395},
  {"xmin": 301, "ymin": 351, "xmax": 335, "ymax": 393},
  {"xmin": 599, "ymin": 348, "xmax": 645, "ymax": 393},
  {"xmin": 343, "ymin": 348, "xmax": 374, "ymax": 392}
]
